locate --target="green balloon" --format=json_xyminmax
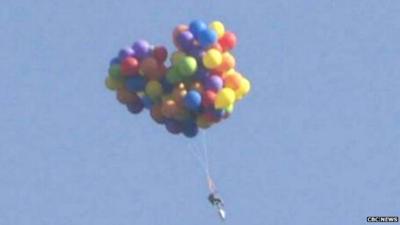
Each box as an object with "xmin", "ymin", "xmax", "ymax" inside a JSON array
[
  {"xmin": 177, "ymin": 56, "xmax": 197, "ymax": 77},
  {"xmin": 109, "ymin": 64, "xmax": 122, "ymax": 80},
  {"xmin": 166, "ymin": 66, "xmax": 182, "ymax": 84}
]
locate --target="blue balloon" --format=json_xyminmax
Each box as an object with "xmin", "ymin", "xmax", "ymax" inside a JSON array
[
  {"xmin": 184, "ymin": 90, "xmax": 202, "ymax": 111},
  {"xmin": 198, "ymin": 29, "xmax": 218, "ymax": 48},
  {"xmin": 183, "ymin": 121, "xmax": 199, "ymax": 138},
  {"xmin": 109, "ymin": 57, "xmax": 121, "ymax": 66},
  {"xmin": 160, "ymin": 77, "xmax": 174, "ymax": 93},
  {"xmin": 189, "ymin": 20, "xmax": 207, "ymax": 38},
  {"xmin": 125, "ymin": 76, "xmax": 146, "ymax": 92},
  {"xmin": 141, "ymin": 95, "xmax": 153, "ymax": 109},
  {"xmin": 127, "ymin": 101, "xmax": 143, "ymax": 114}
]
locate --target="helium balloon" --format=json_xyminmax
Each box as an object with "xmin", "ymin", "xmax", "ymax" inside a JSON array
[
  {"xmin": 109, "ymin": 64, "xmax": 121, "ymax": 80},
  {"xmin": 119, "ymin": 46, "xmax": 135, "ymax": 60},
  {"xmin": 151, "ymin": 103, "xmax": 164, "ymax": 124},
  {"xmin": 202, "ymin": 90, "xmax": 216, "ymax": 107},
  {"xmin": 204, "ymin": 75, "xmax": 223, "ymax": 91},
  {"xmin": 235, "ymin": 77, "xmax": 251, "ymax": 99},
  {"xmin": 215, "ymin": 88, "xmax": 235, "ymax": 109},
  {"xmin": 140, "ymin": 57, "xmax": 158, "ymax": 77},
  {"xmin": 109, "ymin": 57, "xmax": 121, "ymax": 66},
  {"xmin": 160, "ymin": 77, "xmax": 174, "ymax": 93},
  {"xmin": 177, "ymin": 56, "xmax": 197, "ymax": 76},
  {"xmin": 171, "ymin": 51, "xmax": 186, "ymax": 65},
  {"xmin": 203, "ymin": 49, "xmax": 222, "ymax": 69},
  {"xmin": 132, "ymin": 40, "xmax": 151, "ymax": 59},
  {"xmin": 127, "ymin": 101, "xmax": 144, "ymax": 114},
  {"xmin": 117, "ymin": 87, "xmax": 140, "ymax": 104},
  {"xmin": 194, "ymin": 66, "xmax": 209, "ymax": 80},
  {"xmin": 209, "ymin": 21, "xmax": 225, "ymax": 38},
  {"xmin": 219, "ymin": 31, "xmax": 237, "ymax": 51},
  {"xmin": 177, "ymin": 31, "xmax": 195, "ymax": 51},
  {"xmin": 166, "ymin": 66, "xmax": 182, "ymax": 84},
  {"xmin": 198, "ymin": 29, "xmax": 217, "ymax": 48},
  {"xmin": 153, "ymin": 46, "xmax": 168, "ymax": 63},
  {"xmin": 183, "ymin": 121, "xmax": 198, "ymax": 138},
  {"xmin": 165, "ymin": 119, "xmax": 182, "ymax": 134},
  {"xmin": 215, "ymin": 52, "xmax": 235, "ymax": 73},
  {"xmin": 223, "ymin": 72, "xmax": 242, "ymax": 90},
  {"xmin": 121, "ymin": 57, "xmax": 139, "ymax": 76},
  {"xmin": 141, "ymin": 95, "xmax": 153, "ymax": 109},
  {"xmin": 145, "ymin": 80, "xmax": 163, "ymax": 99},
  {"xmin": 189, "ymin": 20, "xmax": 207, "ymax": 38},
  {"xmin": 173, "ymin": 24, "xmax": 188, "ymax": 49},
  {"xmin": 184, "ymin": 90, "xmax": 202, "ymax": 111},
  {"xmin": 161, "ymin": 99, "xmax": 179, "ymax": 118},
  {"xmin": 105, "ymin": 76, "xmax": 124, "ymax": 90},
  {"xmin": 126, "ymin": 76, "xmax": 146, "ymax": 92},
  {"xmin": 226, "ymin": 103, "xmax": 234, "ymax": 113}
]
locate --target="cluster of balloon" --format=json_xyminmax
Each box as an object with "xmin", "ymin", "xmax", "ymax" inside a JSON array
[{"xmin": 105, "ymin": 20, "xmax": 251, "ymax": 137}]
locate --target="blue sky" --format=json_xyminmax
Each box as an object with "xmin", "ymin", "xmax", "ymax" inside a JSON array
[{"xmin": 1, "ymin": 0, "xmax": 399, "ymax": 225}]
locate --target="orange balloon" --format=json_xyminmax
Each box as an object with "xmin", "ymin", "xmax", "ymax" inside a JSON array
[
  {"xmin": 116, "ymin": 87, "xmax": 140, "ymax": 104},
  {"xmin": 140, "ymin": 57, "xmax": 158, "ymax": 78},
  {"xmin": 162, "ymin": 99, "xmax": 179, "ymax": 118},
  {"xmin": 215, "ymin": 52, "xmax": 236, "ymax": 74},
  {"xmin": 151, "ymin": 103, "xmax": 164, "ymax": 124},
  {"xmin": 223, "ymin": 72, "xmax": 242, "ymax": 90}
]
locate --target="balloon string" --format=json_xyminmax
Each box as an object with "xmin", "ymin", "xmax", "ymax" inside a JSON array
[
  {"xmin": 187, "ymin": 142, "xmax": 208, "ymax": 174},
  {"xmin": 201, "ymin": 130, "xmax": 210, "ymax": 178},
  {"xmin": 188, "ymin": 131, "xmax": 217, "ymax": 193}
]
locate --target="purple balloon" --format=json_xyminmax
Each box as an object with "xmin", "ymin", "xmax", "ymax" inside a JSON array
[
  {"xmin": 127, "ymin": 101, "xmax": 144, "ymax": 114},
  {"xmin": 188, "ymin": 47, "xmax": 204, "ymax": 59},
  {"xmin": 165, "ymin": 119, "xmax": 182, "ymax": 134},
  {"xmin": 132, "ymin": 40, "xmax": 151, "ymax": 59},
  {"xmin": 194, "ymin": 66, "xmax": 209, "ymax": 80},
  {"xmin": 118, "ymin": 46, "xmax": 135, "ymax": 60},
  {"xmin": 204, "ymin": 75, "xmax": 223, "ymax": 91},
  {"xmin": 177, "ymin": 31, "xmax": 194, "ymax": 51}
]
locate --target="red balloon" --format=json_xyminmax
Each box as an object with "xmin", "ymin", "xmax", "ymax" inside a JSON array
[
  {"xmin": 121, "ymin": 57, "xmax": 139, "ymax": 76},
  {"xmin": 153, "ymin": 46, "xmax": 168, "ymax": 63},
  {"xmin": 218, "ymin": 31, "xmax": 237, "ymax": 52},
  {"xmin": 202, "ymin": 90, "xmax": 216, "ymax": 107}
]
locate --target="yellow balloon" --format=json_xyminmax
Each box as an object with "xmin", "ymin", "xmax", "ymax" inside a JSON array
[
  {"xmin": 145, "ymin": 80, "xmax": 163, "ymax": 99},
  {"xmin": 203, "ymin": 49, "xmax": 222, "ymax": 69},
  {"xmin": 235, "ymin": 77, "xmax": 251, "ymax": 100},
  {"xmin": 209, "ymin": 21, "xmax": 225, "ymax": 38},
  {"xmin": 170, "ymin": 51, "xmax": 186, "ymax": 65},
  {"xmin": 215, "ymin": 88, "xmax": 236, "ymax": 109},
  {"xmin": 105, "ymin": 76, "xmax": 124, "ymax": 91},
  {"xmin": 225, "ymin": 103, "xmax": 235, "ymax": 113}
]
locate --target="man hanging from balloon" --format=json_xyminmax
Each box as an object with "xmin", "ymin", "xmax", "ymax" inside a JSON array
[{"xmin": 105, "ymin": 19, "xmax": 251, "ymax": 221}]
